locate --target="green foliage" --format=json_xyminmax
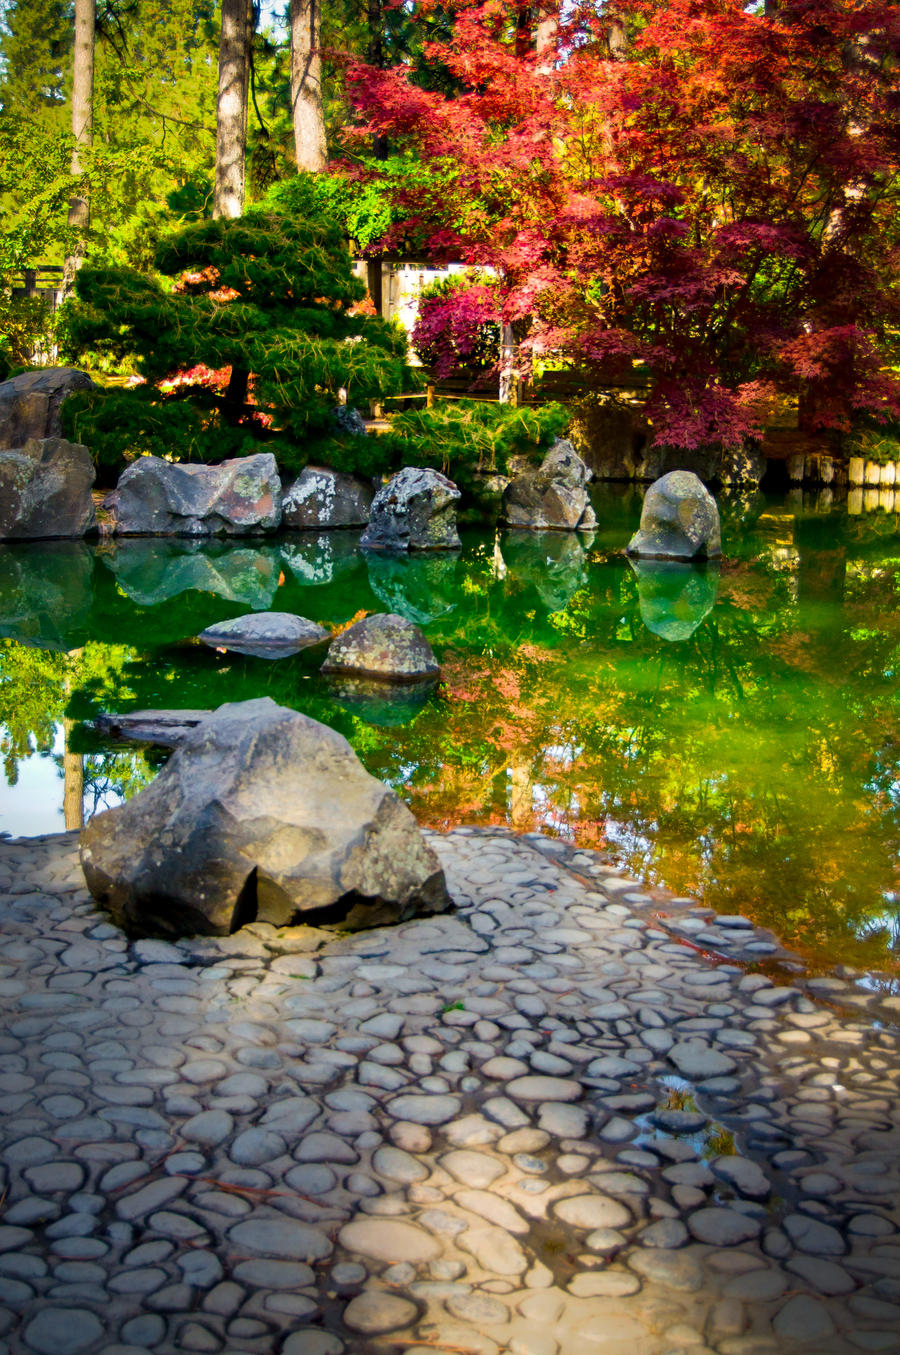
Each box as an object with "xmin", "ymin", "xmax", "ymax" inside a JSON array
[
  {"xmin": 845, "ymin": 422, "xmax": 900, "ymax": 467},
  {"xmin": 63, "ymin": 204, "xmax": 412, "ymax": 474},
  {"xmin": 265, "ymin": 160, "xmax": 455, "ymax": 254},
  {"xmin": 387, "ymin": 398, "xmax": 570, "ymax": 479},
  {"xmin": 0, "ymin": 640, "xmax": 65, "ymax": 785}
]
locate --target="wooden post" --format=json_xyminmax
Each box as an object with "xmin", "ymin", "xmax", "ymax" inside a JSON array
[
  {"xmin": 426, "ymin": 384, "xmax": 435, "ymax": 408},
  {"xmin": 499, "ymin": 323, "xmax": 516, "ymax": 404}
]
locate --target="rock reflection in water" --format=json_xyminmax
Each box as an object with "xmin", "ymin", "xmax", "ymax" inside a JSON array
[
  {"xmin": 0, "ymin": 541, "xmax": 94, "ymax": 650},
  {"xmin": 500, "ymin": 530, "xmax": 589, "ymax": 612},
  {"xmin": 326, "ymin": 674, "xmax": 439, "ymax": 727},
  {"xmin": 365, "ymin": 550, "xmax": 459, "ymax": 625},
  {"xmin": 629, "ymin": 558, "xmax": 719, "ymax": 641},
  {"xmin": 280, "ymin": 532, "xmax": 364, "ymax": 587},
  {"xmin": 103, "ymin": 539, "xmax": 282, "ymax": 608}
]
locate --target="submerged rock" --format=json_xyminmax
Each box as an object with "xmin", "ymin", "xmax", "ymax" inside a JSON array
[
  {"xmin": 627, "ymin": 470, "xmax": 721, "ymax": 560},
  {"xmin": 630, "ymin": 559, "xmax": 719, "ymax": 641},
  {"xmin": 282, "ymin": 466, "xmax": 373, "ymax": 530},
  {"xmin": 0, "ymin": 367, "xmax": 96, "ymax": 448},
  {"xmin": 501, "ymin": 439, "xmax": 597, "ymax": 532},
  {"xmin": 80, "ymin": 697, "xmax": 449, "ymax": 936},
  {"xmin": 111, "ymin": 453, "xmax": 281, "ymax": 536},
  {"xmin": 0, "ymin": 437, "xmax": 96, "ymax": 540},
  {"xmin": 360, "ymin": 467, "xmax": 461, "ymax": 551},
  {"xmin": 321, "ymin": 613, "xmax": 440, "ymax": 683},
  {"xmin": 198, "ymin": 612, "xmax": 330, "ymax": 659}
]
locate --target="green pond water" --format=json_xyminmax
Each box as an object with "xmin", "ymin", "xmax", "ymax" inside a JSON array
[{"xmin": 3, "ymin": 485, "xmax": 900, "ymax": 980}]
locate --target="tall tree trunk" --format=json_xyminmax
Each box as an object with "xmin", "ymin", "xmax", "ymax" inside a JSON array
[
  {"xmin": 290, "ymin": 0, "xmax": 327, "ymax": 172},
  {"xmin": 62, "ymin": 717, "xmax": 84, "ymax": 831},
  {"xmin": 63, "ymin": 0, "xmax": 94, "ymax": 292},
  {"xmin": 215, "ymin": 0, "xmax": 252, "ymax": 219}
]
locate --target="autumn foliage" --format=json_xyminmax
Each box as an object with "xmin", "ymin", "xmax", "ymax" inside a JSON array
[{"xmin": 346, "ymin": 0, "xmax": 900, "ymax": 448}]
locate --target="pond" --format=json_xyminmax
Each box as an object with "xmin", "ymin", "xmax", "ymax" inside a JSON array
[{"xmin": 2, "ymin": 485, "xmax": 900, "ymax": 979}]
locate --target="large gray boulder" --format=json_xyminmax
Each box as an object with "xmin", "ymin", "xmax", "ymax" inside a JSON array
[
  {"xmin": 0, "ymin": 437, "xmax": 96, "ymax": 540},
  {"xmin": 111, "ymin": 453, "xmax": 281, "ymax": 536},
  {"xmin": 282, "ymin": 466, "xmax": 374, "ymax": 530},
  {"xmin": 360, "ymin": 467, "xmax": 461, "ymax": 551},
  {"xmin": 80, "ymin": 697, "xmax": 449, "ymax": 936},
  {"xmin": 322, "ymin": 613, "xmax": 440, "ymax": 683},
  {"xmin": 626, "ymin": 470, "xmax": 721, "ymax": 560},
  {"xmin": 501, "ymin": 439, "xmax": 597, "ymax": 531},
  {"xmin": 198, "ymin": 612, "xmax": 330, "ymax": 659},
  {"xmin": 0, "ymin": 367, "xmax": 96, "ymax": 448}
]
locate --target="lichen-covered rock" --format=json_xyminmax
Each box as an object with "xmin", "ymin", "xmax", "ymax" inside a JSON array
[
  {"xmin": 501, "ymin": 439, "xmax": 597, "ymax": 531},
  {"xmin": 0, "ymin": 367, "xmax": 96, "ymax": 448},
  {"xmin": 198, "ymin": 612, "xmax": 330, "ymax": 658},
  {"xmin": 111, "ymin": 453, "xmax": 281, "ymax": 536},
  {"xmin": 321, "ymin": 613, "xmax": 440, "ymax": 682},
  {"xmin": 80, "ymin": 697, "xmax": 449, "ymax": 936},
  {"xmin": 0, "ymin": 437, "xmax": 96, "ymax": 540},
  {"xmin": 626, "ymin": 470, "xmax": 721, "ymax": 560},
  {"xmin": 282, "ymin": 466, "xmax": 373, "ymax": 529},
  {"xmin": 360, "ymin": 467, "xmax": 461, "ymax": 551}
]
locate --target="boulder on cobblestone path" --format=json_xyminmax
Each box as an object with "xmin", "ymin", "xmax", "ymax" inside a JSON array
[
  {"xmin": 321, "ymin": 613, "xmax": 440, "ymax": 683},
  {"xmin": 0, "ymin": 367, "xmax": 96, "ymax": 448},
  {"xmin": 360, "ymin": 467, "xmax": 461, "ymax": 551},
  {"xmin": 110, "ymin": 453, "xmax": 281, "ymax": 536},
  {"xmin": 198, "ymin": 612, "xmax": 330, "ymax": 659},
  {"xmin": 80, "ymin": 697, "xmax": 449, "ymax": 936},
  {"xmin": 501, "ymin": 439, "xmax": 598, "ymax": 532},
  {"xmin": 0, "ymin": 437, "xmax": 96, "ymax": 539},
  {"xmin": 282, "ymin": 466, "xmax": 374, "ymax": 530},
  {"xmin": 627, "ymin": 470, "xmax": 721, "ymax": 560}
]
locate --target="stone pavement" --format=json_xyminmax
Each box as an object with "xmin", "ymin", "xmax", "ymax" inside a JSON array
[{"xmin": 0, "ymin": 826, "xmax": 898, "ymax": 1355}]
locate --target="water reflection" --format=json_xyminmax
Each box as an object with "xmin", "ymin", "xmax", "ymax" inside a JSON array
[
  {"xmin": 365, "ymin": 551, "xmax": 459, "ymax": 625},
  {"xmin": 0, "ymin": 542, "xmax": 93, "ymax": 650},
  {"xmin": 103, "ymin": 539, "xmax": 283, "ymax": 608},
  {"xmin": 629, "ymin": 559, "xmax": 719, "ymax": 641},
  {"xmin": 325, "ymin": 674, "xmax": 439, "ymax": 727},
  {"xmin": 500, "ymin": 530, "xmax": 589, "ymax": 612},
  {"xmin": 280, "ymin": 532, "xmax": 363, "ymax": 587},
  {"xmin": 4, "ymin": 490, "xmax": 900, "ymax": 972}
]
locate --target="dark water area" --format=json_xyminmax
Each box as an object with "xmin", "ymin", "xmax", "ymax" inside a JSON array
[{"xmin": 3, "ymin": 484, "xmax": 900, "ymax": 979}]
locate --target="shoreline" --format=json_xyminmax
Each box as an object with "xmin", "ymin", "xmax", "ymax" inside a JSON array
[{"xmin": 0, "ymin": 826, "xmax": 897, "ymax": 1354}]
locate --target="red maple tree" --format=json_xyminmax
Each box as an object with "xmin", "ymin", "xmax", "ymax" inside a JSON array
[{"xmin": 345, "ymin": 0, "xmax": 900, "ymax": 448}]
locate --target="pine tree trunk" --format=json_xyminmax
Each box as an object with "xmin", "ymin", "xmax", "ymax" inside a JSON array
[
  {"xmin": 290, "ymin": 0, "xmax": 326, "ymax": 172},
  {"xmin": 215, "ymin": 0, "xmax": 251, "ymax": 219},
  {"xmin": 63, "ymin": 0, "xmax": 94, "ymax": 292}
]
